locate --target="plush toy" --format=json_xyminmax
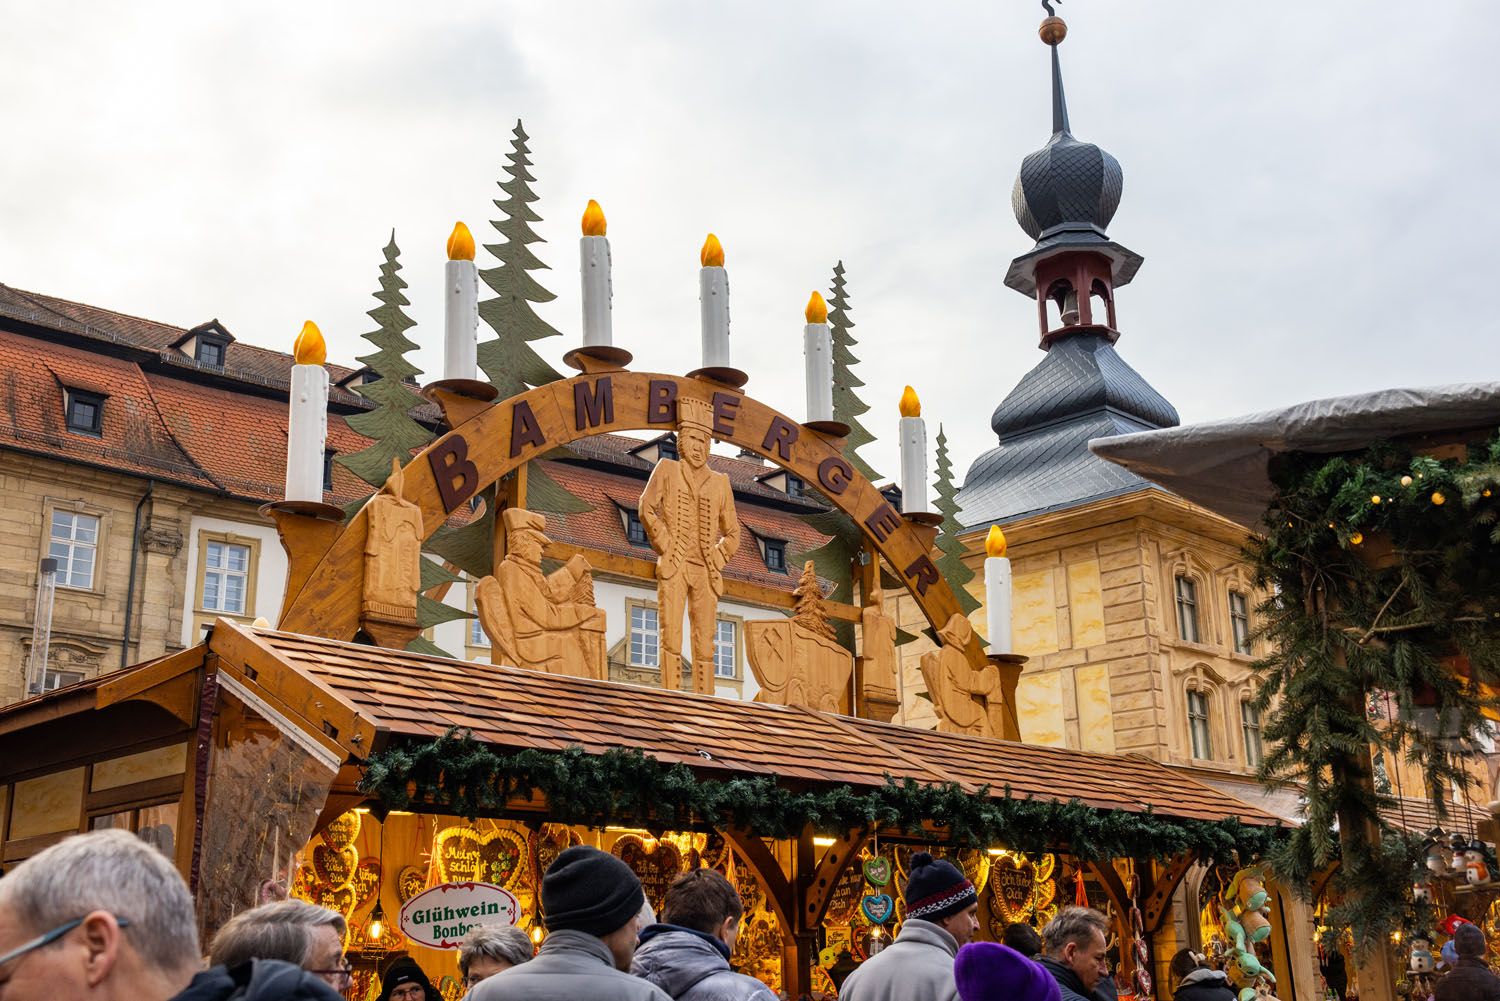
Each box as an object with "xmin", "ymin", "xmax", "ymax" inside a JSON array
[
  {"xmin": 1464, "ymin": 842, "xmax": 1492, "ymax": 886},
  {"xmin": 1219, "ymin": 866, "xmax": 1278, "ymax": 993},
  {"xmin": 1409, "ymin": 934, "xmax": 1435, "ymax": 974}
]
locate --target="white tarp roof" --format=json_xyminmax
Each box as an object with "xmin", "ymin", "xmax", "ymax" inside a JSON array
[{"xmin": 1087, "ymin": 383, "xmax": 1500, "ymax": 528}]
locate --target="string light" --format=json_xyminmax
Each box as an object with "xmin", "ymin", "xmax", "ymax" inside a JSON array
[
  {"xmin": 1371, "ymin": 495, "xmax": 1382, "ymax": 505},
  {"xmin": 1350, "ymin": 532, "xmax": 1364, "ymax": 546},
  {"xmin": 1401, "ymin": 476, "xmax": 1413, "ymax": 487},
  {"xmin": 1432, "ymin": 492, "xmax": 1446, "ymax": 506}
]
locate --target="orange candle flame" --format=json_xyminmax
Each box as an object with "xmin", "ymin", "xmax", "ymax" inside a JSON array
[
  {"xmin": 985, "ymin": 524, "xmax": 1008, "ymax": 558},
  {"xmin": 805, "ymin": 291, "xmax": 828, "ymax": 324},
  {"xmin": 581, "ymin": 199, "xmax": 607, "ymax": 237},
  {"xmin": 899, "ymin": 385, "xmax": 921, "ymax": 418},
  {"xmin": 447, "ymin": 221, "xmax": 475, "ymax": 261},
  {"xmin": 292, "ymin": 321, "xmax": 327, "ymax": 366},
  {"xmin": 700, "ymin": 233, "xmax": 725, "ymax": 268}
]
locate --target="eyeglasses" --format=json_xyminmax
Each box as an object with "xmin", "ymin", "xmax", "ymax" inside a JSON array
[
  {"xmin": 0, "ymin": 915, "xmax": 132, "ymax": 970},
  {"xmin": 307, "ymin": 956, "xmax": 354, "ymax": 986}
]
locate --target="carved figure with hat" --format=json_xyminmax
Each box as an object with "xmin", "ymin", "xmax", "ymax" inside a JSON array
[
  {"xmin": 475, "ymin": 508, "xmax": 607, "ymax": 679},
  {"xmin": 639, "ymin": 395, "xmax": 741, "ymax": 693}
]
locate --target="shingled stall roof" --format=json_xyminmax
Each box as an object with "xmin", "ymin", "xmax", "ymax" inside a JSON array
[{"xmin": 217, "ymin": 621, "xmax": 1284, "ymax": 829}]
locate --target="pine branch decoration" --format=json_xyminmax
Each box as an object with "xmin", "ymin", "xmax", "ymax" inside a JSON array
[
  {"xmin": 933, "ymin": 424, "xmax": 982, "ymax": 615},
  {"xmin": 827, "ymin": 262, "xmax": 881, "ymax": 481}
]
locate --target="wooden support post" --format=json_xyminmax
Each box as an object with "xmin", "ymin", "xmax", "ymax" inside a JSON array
[
  {"xmin": 1142, "ymin": 852, "xmax": 1196, "ymax": 934},
  {"xmin": 802, "ymin": 827, "xmax": 871, "ymax": 928},
  {"xmin": 784, "ymin": 829, "xmax": 819, "ymax": 999},
  {"xmin": 1085, "ymin": 860, "xmax": 1135, "ymax": 982},
  {"xmin": 722, "ymin": 826, "xmax": 799, "ymax": 992}
]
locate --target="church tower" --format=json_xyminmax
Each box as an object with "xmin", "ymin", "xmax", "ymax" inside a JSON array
[{"xmin": 957, "ymin": 9, "xmax": 1178, "ymax": 529}]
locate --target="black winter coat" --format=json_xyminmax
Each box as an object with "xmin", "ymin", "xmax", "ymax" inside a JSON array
[
  {"xmin": 1173, "ymin": 969, "xmax": 1238, "ymax": 1001},
  {"xmin": 1436, "ymin": 958, "xmax": 1500, "ymax": 1001},
  {"xmin": 171, "ymin": 960, "xmax": 344, "ymax": 1001}
]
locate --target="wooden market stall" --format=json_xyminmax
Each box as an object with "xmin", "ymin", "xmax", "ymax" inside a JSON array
[{"xmin": 0, "ymin": 617, "xmax": 1293, "ymax": 999}]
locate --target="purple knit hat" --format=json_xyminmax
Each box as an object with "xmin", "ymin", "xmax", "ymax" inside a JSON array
[{"xmin": 955, "ymin": 942, "xmax": 1062, "ymax": 1001}]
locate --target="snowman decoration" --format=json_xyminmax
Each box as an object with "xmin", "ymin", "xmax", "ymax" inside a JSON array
[
  {"xmin": 1409, "ymin": 933, "xmax": 1435, "ymax": 974},
  {"xmin": 1463, "ymin": 841, "xmax": 1492, "ymax": 886}
]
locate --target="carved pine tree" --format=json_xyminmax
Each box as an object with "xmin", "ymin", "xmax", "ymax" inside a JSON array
[
  {"xmin": 828, "ymin": 262, "xmax": 880, "ymax": 480},
  {"xmin": 336, "ymin": 235, "xmax": 432, "ymax": 490},
  {"xmin": 933, "ymin": 425, "xmax": 981, "ymax": 616},
  {"xmin": 475, "ymin": 120, "xmax": 565, "ymax": 398},
  {"xmin": 792, "ymin": 560, "xmax": 835, "ymax": 640}
]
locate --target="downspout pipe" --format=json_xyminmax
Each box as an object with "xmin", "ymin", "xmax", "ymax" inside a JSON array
[{"xmin": 120, "ymin": 480, "xmax": 153, "ymax": 668}]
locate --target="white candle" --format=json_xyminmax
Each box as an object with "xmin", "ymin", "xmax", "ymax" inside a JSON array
[
  {"xmin": 984, "ymin": 525, "xmax": 1013, "ymax": 654},
  {"xmin": 898, "ymin": 386, "xmax": 927, "ymax": 513},
  {"xmin": 699, "ymin": 233, "xmax": 730, "ymax": 369},
  {"xmin": 580, "ymin": 200, "xmax": 612, "ymax": 347},
  {"xmin": 286, "ymin": 321, "xmax": 329, "ymax": 502},
  {"xmin": 803, "ymin": 291, "xmax": 833, "ymax": 422},
  {"xmin": 444, "ymin": 222, "xmax": 478, "ymax": 381}
]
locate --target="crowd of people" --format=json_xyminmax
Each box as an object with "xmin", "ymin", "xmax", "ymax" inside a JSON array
[{"xmin": 6, "ymin": 829, "xmax": 1500, "ymax": 1001}]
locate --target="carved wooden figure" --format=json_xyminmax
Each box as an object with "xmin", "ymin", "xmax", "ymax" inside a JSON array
[
  {"xmin": 639, "ymin": 396, "xmax": 740, "ymax": 693},
  {"xmin": 748, "ymin": 561, "xmax": 853, "ymax": 714},
  {"xmin": 475, "ymin": 508, "xmax": 607, "ymax": 679},
  {"xmin": 360, "ymin": 458, "xmax": 423, "ymax": 648},
  {"xmin": 858, "ymin": 586, "xmax": 900, "ymax": 722},
  {"xmin": 920, "ymin": 613, "xmax": 1005, "ymax": 737}
]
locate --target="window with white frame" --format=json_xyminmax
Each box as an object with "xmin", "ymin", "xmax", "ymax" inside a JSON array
[
  {"xmin": 1241, "ymin": 699, "xmax": 1263, "ymax": 768},
  {"xmin": 1187, "ymin": 689, "xmax": 1213, "ymax": 759},
  {"xmin": 43, "ymin": 669, "xmax": 85, "ymax": 691},
  {"xmin": 202, "ymin": 540, "xmax": 251, "ymax": 614},
  {"xmin": 714, "ymin": 619, "xmax": 737, "ymax": 679},
  {"xmin": 469, "ymin": 615, "xmax": 490, "ymax": 648},
  {"xmin": 49, "ymin": 510, "xmax": 99, "ymax": 589},
  {"xmin": 1229, "ymin": 591, "xmax": 1252, "ymax": 654},
  {"xmin": 1175, "ymin": 575, "xmax": 1200, "ymax": 643},
  {"xmin": 629, "ymin": 605, "xmax": 660, "ymax": 667}
]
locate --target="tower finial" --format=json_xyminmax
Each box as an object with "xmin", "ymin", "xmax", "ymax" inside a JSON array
[{"xmin": 1039, "ymin": 0, "xmax": 1070, "ymax": 136}]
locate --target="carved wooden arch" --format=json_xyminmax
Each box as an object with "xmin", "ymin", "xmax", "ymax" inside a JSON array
[{"xmin": 274, "ymin": 371, "xmax": 987, "ymax": 671}]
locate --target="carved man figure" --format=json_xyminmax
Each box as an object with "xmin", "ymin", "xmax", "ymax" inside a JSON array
[
  {"xmin": 859, "ymin": 586, "xmax": 900, "ymax": 722},
  {"xmin": 361, "ymin": 457, "xmax": 423, "ymax": 647},
  {"xmin": 640, "ymin": 396, "xmax": 740, "ymax": 692},
  {"xmin": 919, "ymin": 613, "xmax": 1002, "ymax": 737},
  {"xmin": 475, "ymin": 508, "xmax": 606, "ymax": 679}
]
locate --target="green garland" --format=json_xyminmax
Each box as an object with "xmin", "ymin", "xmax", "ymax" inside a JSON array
[
  {"xmin": 358, "ymin": 730, "xmax": 1281, "ymax": 864},
  {"xmin": 1247, "ymin": 429, "xmax": 1500, "ymax": 955}
]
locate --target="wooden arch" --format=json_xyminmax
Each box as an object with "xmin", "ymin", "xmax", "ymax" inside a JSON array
[{"xmin": 274, "ymin": 371, "xmax": 987, "ymax": 671}]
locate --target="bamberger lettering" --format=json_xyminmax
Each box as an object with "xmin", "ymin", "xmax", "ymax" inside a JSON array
[
  {"xmin": 428, "ymin": 435, "xmax": 479, "ymax": 513},
  {"xmin": 903, "ymin": 554, "xmax": 939, "ymax": 596},
  {"xmin": 761, "ymin": 416, "xmax": 799, "ymax": 462},
  {"xmin": 574, "ymin": 377, "xmax": 614, "ymax": 431},
  {"xmin": 863, "ymin": 502, "xmax": 902, "ymax": 542},
  {"xmin": 711, "ymin": 392, "xmax": 740, "ymax": 436},
  {"xmin": 817, "ymin": 456, "xmax": 852, "ymax": 495},
  {"xmin": 647, "ymin": 380, "xmax": 678, "ymax": 424},
  {"xmin": 509, "ymin": 400, "xmax": 547, "ymax": 458}
]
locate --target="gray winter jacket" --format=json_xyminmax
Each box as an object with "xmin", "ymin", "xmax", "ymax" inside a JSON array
[
  {"xmin": 631, "ymin": 926, "xmax": 778, "ymax": 1001},
  {"xmin": 469, "ymin": 929, "xmax": 672, "ymax": 1001},
  {"xmin": 839, "ymin": 919, "xmax": 959, "ymax": 1001}
]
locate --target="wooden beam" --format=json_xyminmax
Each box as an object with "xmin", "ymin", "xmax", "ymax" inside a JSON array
[
  {"xmin": 802, "ymin": 826, "xmax": 871, "ymax": 928},
  {"xmin": 1308, "ymin": 862, "xmax": 1339, "ymax": 903},
  {"xmin": 1142, "ymin": 851, "xmax": 1196, "ymax": 933},
  {"xmin": 722, "ymin": 827, "xmax": 795, "ymax": 934}
]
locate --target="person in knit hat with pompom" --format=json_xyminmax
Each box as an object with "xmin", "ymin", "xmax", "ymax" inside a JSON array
[
  {"xmin": 840, "ymin": 852, "xmax": 980, "ymax": 1001},
  {"xmin": 470, "ymin": 846, "xmax": 671, "ymax": 1001},
  {"xmin": 955, "ymin": 942, "xmax": 1062, "ymax": 1001}
]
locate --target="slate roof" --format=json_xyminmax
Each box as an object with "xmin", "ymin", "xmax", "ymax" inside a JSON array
[
  {"xmin": 958, "ymin": 332, "xmax": 1179, "ymax": 529},
  {"xmin": 238, "ymin": 623, "xmax": 1286, "ymax": 828}
]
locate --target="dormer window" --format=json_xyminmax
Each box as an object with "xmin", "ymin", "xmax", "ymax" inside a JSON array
[
  {"xmin": 626, "ymin": 510, "xmax": 649, "ymax": 547},
  {"xmin": 786, "ymin": 475, "xmax": 805, "ymax": 499},
  {"xmin": 65, "ymin": 389, "xmax": 105, "ymax": 436},
  {"xmin": 657, "ymin": 436, "xmax": 678, "ymax": 461},
  {"xmin": 763, "ymin": 538, "xmax": 787, "ymax": 573},
  {"xmin": 195, "ymin": 336, "xmax": 228, "ymax": 367},
  {"xmin": 322, "ymin": 449, "xmax": 335, "ymax": 492}
]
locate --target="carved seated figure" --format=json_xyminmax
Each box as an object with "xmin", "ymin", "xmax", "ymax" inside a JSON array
[
  {"xmin": 919, "ymin": 613, "xmax": 1002, "ymax": 738},
  {"xmin": 474, "ymin": 508, "xmax": 606, "ymax": 679}
]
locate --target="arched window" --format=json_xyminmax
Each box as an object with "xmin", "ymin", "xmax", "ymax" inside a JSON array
[
  {"xmin": 1187, "ymin": 688, "xmax": 1213, "ymax": 759},
  {"xmin": 1240, "ymin": 697, "xmax": 1263, "ymax": 768},
  {"xmin": 1228, "ymin": 590, "xmax": 1252, "ymax": 654},
  {"xmin": 1175, "ymin": 575, "xmax": 1201, "ymax": 643}
]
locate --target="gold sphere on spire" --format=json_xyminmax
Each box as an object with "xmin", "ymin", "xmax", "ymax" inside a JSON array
[{"xmin": 1039, "ymin": 16, "xmax": 1067, "ymax": 45}]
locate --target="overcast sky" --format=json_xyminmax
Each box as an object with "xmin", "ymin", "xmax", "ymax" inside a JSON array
[{"xmin": 3, "ymin": 2, "xmax": 1497, "ymax": 485}]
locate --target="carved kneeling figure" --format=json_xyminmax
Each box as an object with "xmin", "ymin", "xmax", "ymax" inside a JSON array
[{"xmin": 475, "ymin": 509, "xmax": 606, "ymax": 680}]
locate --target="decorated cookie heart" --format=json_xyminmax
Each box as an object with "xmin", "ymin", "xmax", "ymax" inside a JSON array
[
  {"xmin": 530, "ymin": 824, "xmax": 581, "ymax": 884},
  {"xmin": 321, "ymin": 811, "xmax": 361, "ymax": 850},
  {"xmin": 612, "ymin": 835, "xmax": 684, "ymax": 912},
  {"xmin": 352, "ymin": 858, "xmax": 381, "ymax": 906},
  {"xmin": 314, "ymin": 883, "xmax": 356, "ymax": 920},
  {"xmin": 732, "ymin": 852, "xmax": 764, "ymax": 914},
  {"xmin": 861, "ymin": 893, "xmax": 894, "ymax": 925},
  {"xmin": 432, "ymin": 826, "xmax": 527, "ymax": 888},
  {"xmin": 825, "ymin": 861, "xmax": 866, "ymax": 926},
  {"xmin": 863, "ymin": 856, "xmax": 892, "ymax": 887},
  {"xmin": 397, "ymin": 865, "xmax": 426, "ymax": 903},
  {"xmin": 437, "ymin": 975, "xmax": 465, "ymax": 1001},
  {"xmin": 292, "ymin": 864, "xmax": 318, "ymax": 901},
  {"xmin": 312, "ymin": 844, "xmax": 358, "ymax": 888}
]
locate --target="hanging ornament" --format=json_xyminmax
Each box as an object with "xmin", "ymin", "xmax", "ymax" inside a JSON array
[
  {"xmin": 1350, "ymin": 532, "xmax": 1364, "ymax": 546},
  {"xmin": 1464, "ymin": 841, "xmax": 1492, "ymax": 886},
  {"xmin": 863, "ymin": 856, "xmax": 892, "ymax": 887},
  {"xmin": 1074, "ymin": 867, "xmax": 1089, "ymax": 908},
  {"xmin": 1409, "ymin": 932, "xmax": 1435, "ymax": 973},
  {"xmin": 1412, "ymin": 877, "xmax": 1433, "ymax": 904},
  {"xmin": 1425, "ymin": 841, "xmax": 1449, "ymax": 876},
  {"xmin": 1401, "ymin": 475, "xmax": 1414, "ymax": 487},
  {"xmin": 1431, "ymin": 491, "xmax": 1447, "ymax": 506}
]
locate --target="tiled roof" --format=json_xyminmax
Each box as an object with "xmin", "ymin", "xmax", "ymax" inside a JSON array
[
  {"xmin": 242, "ymin": 625, "xmax": 1285, "ymax": 827},
  {"xmin": 957, "ymin": 332, "xmax": 1178, "ymax": 528},
  {"xmin": 1380, "ymin": 796, "xmax": 1493, "ymax": 838}
]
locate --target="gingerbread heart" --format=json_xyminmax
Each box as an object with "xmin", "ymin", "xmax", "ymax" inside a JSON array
[
  {"xmin": 432, "ymin": 826, "xmax": 526, "ymax": 888},
  {"xmin": 312, "ymin": 843, "xmax": 358, "ymax": 888},
  {"xmin": 861, "ymin": 893, "xmax": 894, "ymax": 925},
  {"xmin": 732, "ymin": 853, "xmax": 764, "ymax": 914},
  {"xmin": 612, "ymin": 835, "xmax": 684, "ymax": 912},
  {"xmin": 292, "ymin": 864, "xmax": 318, "ymax": 900},
  {"xmin": 825, "ymin": 861, "xmax": 865, "ymax": 926},
  {"xmin": 530, "ymin": 824, "xmax": 580, "ymax": 884},
  {"xmin": 315, "ymin": 883, "xmax": 356, "ymax": 920},
  {"xmin": 863, "ymin": 856, "xmax": 892, "ymax": 887},
  {"xmin": 437, "ymin": 975, "xmax": 464, "ymax": 1001},
  {"xmin": 353, "ymin": 858, "xmax": 381, "ymax": 906},
  {"xmin": 397, "ymin": 865, "xmax": 426, "ymax": 903},
  {"xmin": 321, "ymin": 811, "xmax": 361, "ymax": 850}
]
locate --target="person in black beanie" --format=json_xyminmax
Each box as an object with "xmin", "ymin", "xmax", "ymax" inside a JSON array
[
  {"xmin": 469, "ymin": 845, "xmax": 672, "ymax": 1001},
  {"xmin": 376, "ymin": 957, "xmax": 440, "ymax": 1001},
  {"xmin": 840, "ymin": 852, "xmax": 980, "ymax": 1001}
]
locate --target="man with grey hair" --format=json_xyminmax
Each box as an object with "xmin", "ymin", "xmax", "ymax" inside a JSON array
[
  {"xmin": 209, "ymin": 899, "xmax": 350, "ymax": 993},
  {"xmin": 0, "ymin": 829, "xmax": 339, "ymax": 1001},
  {"xmin": 1039, "ymin": 906, "xmax": 1112, "ymax": 1001},
  {"xmin": 459, "ymin": 925, "xmax": 534, "ymax": 992}
]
